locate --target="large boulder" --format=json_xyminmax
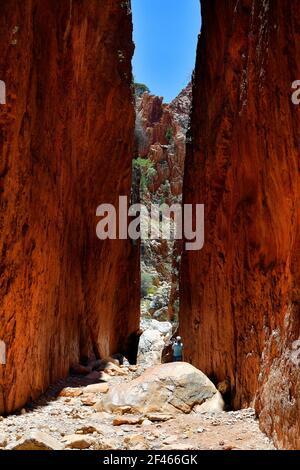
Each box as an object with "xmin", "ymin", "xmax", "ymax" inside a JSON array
[
  {"xmin": 95, "ymin": 362, "xmax": 224, "ymax": 415},
  {"xmin": 137, "ymin": 320, "xmax": 173, "ymax": 368},
  {"xmin": 147, "ymin": 319, "xmax": 173, "ymax": 337},
  {"xmin": 137, "ymin": 329, "xmax": 165, "ymax": 368}
]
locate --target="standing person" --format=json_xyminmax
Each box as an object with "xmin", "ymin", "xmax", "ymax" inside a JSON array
[{"xmin": 172, "ymin": 336, "xmax": 184, "ymax": 362}]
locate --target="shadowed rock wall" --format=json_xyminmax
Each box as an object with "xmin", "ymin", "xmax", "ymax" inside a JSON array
[
  {"xmin": 0, "ymin": 0, "xmax": 139, "ymax": 414},
  {"xmin": 180, "ymin": 0, "xmax": 300, "ymax": 449}
]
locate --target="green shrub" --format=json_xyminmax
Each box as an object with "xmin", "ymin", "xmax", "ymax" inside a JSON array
[
  {"xmin": 146, "ymin": 166, "xmax": 157, "ymax": 180},
  {"xmin": 133, "ymin": 157, "xmax": 153, "ymax": 170},
  {"xmin": 165, "ymin": 127, "xmax": 174, "ymax": 143},
  {"xmin": 147, "ymin": 286, "xmax": 157, "ymax": 296},
  {"xmin": 141, "ymin": 272, "xmax": 153, "ymax": 298},
  {"xmin": 134, "ymin": 82, "xmax": 150, "ymax": 98},
  {"xmin": 133, "ymin": 157, "xmax": 157, "ymax": 191}
]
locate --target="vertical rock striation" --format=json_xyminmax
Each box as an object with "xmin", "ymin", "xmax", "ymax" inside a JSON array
[
  {"xmin": 0, "ymin": 0, "xmax": 139, "ymax": 414},
  {"xmin": 180, "ymin": 0, "xmax": 300, "ymax": 449}
]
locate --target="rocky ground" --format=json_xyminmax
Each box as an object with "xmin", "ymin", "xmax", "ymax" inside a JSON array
[{"xmin": 0, "ymin": 358, "xmax": 275, "ymax": 451}]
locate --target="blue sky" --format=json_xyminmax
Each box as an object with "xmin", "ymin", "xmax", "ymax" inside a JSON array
[{"xmin": 132, "ymin": 0, "xmax": 201, "ymax": 103}]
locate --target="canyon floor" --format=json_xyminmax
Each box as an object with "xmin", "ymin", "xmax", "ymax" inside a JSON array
[{"xmin": 0, "ymin": 364, "xmax": 275, "ymax": 451}]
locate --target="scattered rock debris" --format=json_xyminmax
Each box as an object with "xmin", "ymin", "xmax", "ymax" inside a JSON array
[{"xmin": 0, "ymin": 359, "xmax": 275, "ymax": 451}]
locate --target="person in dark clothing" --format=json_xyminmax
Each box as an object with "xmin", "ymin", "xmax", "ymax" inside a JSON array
[{"xmin": 172, "ymin": 336, "xmax": 184, "ymax": 362}]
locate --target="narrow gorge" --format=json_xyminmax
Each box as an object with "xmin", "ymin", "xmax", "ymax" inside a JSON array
[{"xmin": 0, "ymin": 0, "xmax": 299, "ymax": 452}]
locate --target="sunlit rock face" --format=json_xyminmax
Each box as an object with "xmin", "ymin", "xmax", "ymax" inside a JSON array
[
  {"xmin": 136, "ymin": 83, "xmax": 192, "ymax": 196},
  {"xmin": 0, "ymin": 0, "xmax": 139, "ymax": 414},
  {"xmin": 180, "ymin": 0, "xmax": 300, "ymax": 449}
]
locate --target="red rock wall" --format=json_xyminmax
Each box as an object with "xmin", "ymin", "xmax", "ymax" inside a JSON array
[
  {"xmin": 180, "ymin": 0, "xmax": 300, "ymax": 449},
  {"xmin": 136, "ymin": 84, "xmax": 191, "ymax": 196},
  {"xmin": 0, "ymin": 0, "xmax": 139, "ymax": 414}
]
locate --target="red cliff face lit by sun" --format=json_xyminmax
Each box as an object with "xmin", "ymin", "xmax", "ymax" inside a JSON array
[
  {"xmin": 0, "ymin": 0, "xmax": 139, "ymax": 414},
  {"xmin": 136, "ymin": 83, "xmax": 192, "ymax": 196},
  {"xmin": 180, "ymin": 0, "xmax": 300, "ymax": 449}
]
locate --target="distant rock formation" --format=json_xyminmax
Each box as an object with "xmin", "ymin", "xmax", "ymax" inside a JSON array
[
  {"xmin": 135, "ymin": 85, "xmax": 192, "ymax": 322},
  {"xmin": 136, "ymin": 83, "xmax": 192, "ymax": 197}
]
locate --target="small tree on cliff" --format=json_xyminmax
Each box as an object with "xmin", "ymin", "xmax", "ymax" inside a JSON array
[
  {"xmin": 134, "ymin": 82, "xmax": 150, "ymax": 98},
  {"xmin": 133, "ymin": 157, "xmax": 157, "ymax": 191},
  {"xmin": 165, "ymin": 127, "xmax": 174, "ymax": 144}
]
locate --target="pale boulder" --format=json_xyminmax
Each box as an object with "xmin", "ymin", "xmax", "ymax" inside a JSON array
[
  {"xmin": 63, "ymin": 434, "xmax": 92, "ymax": 449},
  {"xmin": 193, "ymin": 390, "xmax": 225, "ymax": 413},
  {"xmin": 9, "ymin": 431, "xmax": 63, "ymax": 450},
  {"xmin": 137, "ymin": 329, "xmax": 165, "ymax": 367},
  {"xmin": 113, "ymin": 416, "xmax": 142, "ymax": 426},
  {"xmin": 95, "ymin": 362, "xmax": 223, "ymax": 415},
  {"xmin": 85, "ymin": 383, "xmax": 109, "ymax": 394},
  {"xmin": 59, "ymin": 388, "xmax": 83, "ymax": 398},
  {"xmin": 0, "ymin": 433, "xmax": 7, "ymax": 448},
  {"xmin": 124, "ymin": 434, "xmax": 149, "ymax": 450}
]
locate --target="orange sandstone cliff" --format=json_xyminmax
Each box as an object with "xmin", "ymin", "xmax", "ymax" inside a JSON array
[
  {"xmin": 180, "ymin": 0, "xmax": 300, "ymax": 449},
  {"xmin": 0, "ymin": 0, "xmax": 139, "ymax": 414},
  {"xmin": 136, "ymin": 84, "xmax": 191, "ymax": 197}
]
